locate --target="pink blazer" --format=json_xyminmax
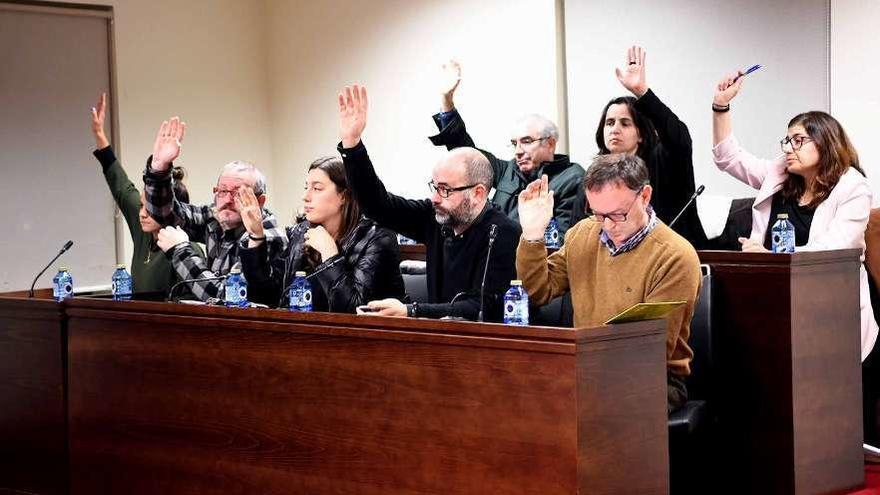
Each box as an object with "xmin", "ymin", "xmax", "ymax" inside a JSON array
[{"xmin": 714, "ymin": 134, "xmax": 877, "ymax": 361}]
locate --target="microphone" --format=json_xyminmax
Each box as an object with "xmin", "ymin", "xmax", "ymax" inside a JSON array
[
  {"xmin": 668, "ymin": 185, "xmax": 705, "ymax": 229},
  {"xmin": 477, "ymin": 224, "xmax": 499, "ymax": 322},
  {"xmin": 29, "ymin": 240, "xmax": 74, "ymax": 298},
  {"xmin": 167, "ymin": 274, "xmax": 228, "ymax": 302},
  {"xmin": 440, "ymin": 291, "xmax": 471, "ymax": 321}
]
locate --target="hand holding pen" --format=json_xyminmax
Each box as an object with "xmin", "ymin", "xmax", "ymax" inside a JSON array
[{"xmin": 714, "ymin": 65, "xmax": 761, "ymax": 108}]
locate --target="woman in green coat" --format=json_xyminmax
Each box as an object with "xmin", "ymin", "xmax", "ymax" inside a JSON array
[{"xmin": 90, "ymin": 93, "xmax": 203, "ymax": 296}]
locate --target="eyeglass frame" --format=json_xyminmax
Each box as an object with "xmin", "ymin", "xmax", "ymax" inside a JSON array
[
  {"xmin": 428, "ymin": 180, "xmax": 479, "ymax": 199},
  {"xmin": 780, "ymin": 134, "xmax": 813, "ymax": 152},
  {"xmin": 213, "ymin": 185, "xmax": 264, "ymax": 199},
  {"xmin": 587, "ymin": 186, "xmax": 645, "ymax": 224},
  {"xmin": 508, "ymin": 135, "xmax": 550, "ymax": 150}
]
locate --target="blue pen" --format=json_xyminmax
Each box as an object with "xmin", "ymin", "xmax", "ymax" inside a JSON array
[{"xmin": 733, "ymin": 64, "xmax": 762, "ymax": 82}]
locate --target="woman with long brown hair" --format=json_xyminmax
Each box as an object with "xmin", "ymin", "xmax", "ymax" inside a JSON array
[
  {"xmin": 712, "ymin": 70, "xmax": 877, "ymax": 360},
  {"xmin": 236, "ymin": 156, "xmax": 405, "ymax": 312}
]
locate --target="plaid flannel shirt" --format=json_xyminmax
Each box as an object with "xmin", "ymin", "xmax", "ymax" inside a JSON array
[{"xmin": 143, "ymin": 159, "xmax": 288, "ymax": 301}]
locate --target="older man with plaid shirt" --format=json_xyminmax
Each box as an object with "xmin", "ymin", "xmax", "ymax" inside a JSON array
[{"xmin": 143, "ymin": 117, "xmax": 287, "ymax": 301}]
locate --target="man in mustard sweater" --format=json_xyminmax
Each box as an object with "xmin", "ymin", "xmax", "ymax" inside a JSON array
[{"xmin": 516, "ymin": 154, "xmax": 701, "ymax": 412}]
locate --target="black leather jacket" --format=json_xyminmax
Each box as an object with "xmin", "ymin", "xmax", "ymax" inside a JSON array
[{"xmin": 238, "ymin": 217, "xmax": 406, "ymax": 312}]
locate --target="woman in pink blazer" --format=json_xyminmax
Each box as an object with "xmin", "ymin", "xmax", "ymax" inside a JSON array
[{"xmin": 711, "ymin": 70, "xmax": 877, "ymax": 361}]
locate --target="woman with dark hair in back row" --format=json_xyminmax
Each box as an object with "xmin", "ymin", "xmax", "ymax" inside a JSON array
[
  {"xmin": 571, "ymin": 45, "xmax": 706, "ymax": 246},
  {"xmin": 236, "ymin": 156, "xmax": 406, "ymax": 311}
]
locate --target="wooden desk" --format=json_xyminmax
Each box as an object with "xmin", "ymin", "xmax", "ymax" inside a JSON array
[
  {"xmin": 0, "ymin": 292, "xmax": 670, "ymax": 494},
  {"xmin": 699, "ymin": 249, "xmax": 864, "ymax": 495}
]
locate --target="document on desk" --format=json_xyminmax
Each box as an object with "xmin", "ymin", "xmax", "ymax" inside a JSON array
[{"xmin": 604, "ymin": 301, "xmax": 686, "ymax": 325}]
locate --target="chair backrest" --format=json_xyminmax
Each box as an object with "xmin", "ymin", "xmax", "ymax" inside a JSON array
[
  {"xmin": 686, "ymin": 264, "xmax": 713, "ymax": 401},
  {"xmin": 402, "ymin": 273, "xmax": 429, "ymax": 303},
  {"xmin": 865, "ymin": 208, "xmax": 880, "ymax": 286}
]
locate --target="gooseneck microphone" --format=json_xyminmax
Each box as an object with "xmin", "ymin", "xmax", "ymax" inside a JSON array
[
  {"xmin": 477, "ymin": 224, "xmax": 499, "ymax": 323},
  {"xmin": 668, "ymin": 185, "xmax": 705, "ymax": 229},
  {"xmin": 167, "ymin": 275, "xmax": 228, "ymax": 302},
  {"xmin": 29, "ymin": 240, "xmax": 74, "ymax": 298},
  {"xmin": 440, "ymin": 291, "xmax": 471, "ymax": 321}
]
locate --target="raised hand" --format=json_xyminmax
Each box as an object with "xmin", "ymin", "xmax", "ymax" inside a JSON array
[
  {"xmin": 90, "ymin": 92, "xmax": 110, "ymax": 149},
  {"xmin": 151, "ymin": 116, "xmax": 187, "ymax": 172},
  {"xmin": 338, "ymin": 85, "xmax": 368, "ymax": 148},
  {"xmin": 303, "ymin": 225, "xmax": 339, "ymax": 261},
  {"xmin": 615, "ymin": 45, "xmax": 649, "ymax": 98},
  {"xmin": 157, "ymin": 226, "xmax": 189, "ymax": 252},
  {"xmin": 234, "ymin": 186, "xmax": 265, "ymax": 243},
  {"xmin": 517, "ymin": 174, "xmax": 554, "ymax": 241},
  {"xmin": 439, "ymin": 59, "xmax": 461, "ymax": 112},
  {"xmin": 714, "ymin": 71, "xmax": 745, "ymax": 107}
]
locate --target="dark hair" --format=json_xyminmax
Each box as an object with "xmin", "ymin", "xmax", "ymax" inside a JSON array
[
  {"xmin": 594, "ymin": 96, "xmax": 658, "ymax": 160},
  {"xmin": 171, "ymin": 166, "xmax": 190, "ymax": 203},
  {"xmin": 782, "ymin": 111, "xmax": 865, "ymax": 208},
  {"xmin": 584, "ymin": 153, "xmax": 650, "ymax": 192},
  {"xmin": 308, "ymin": 156, "xmax": 360, "ymax": 239}
]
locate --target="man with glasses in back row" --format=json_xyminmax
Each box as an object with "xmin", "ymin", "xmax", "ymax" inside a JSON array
[
  {"xmin": 428, "ymin": 60, "xmax": 585, "ymax": 240},
  {"xmin": 337, "ymin": 85, "xmax": 520, "ymax": 322},
  {"xmin": 516, "ymin": 153, "xmax": 701, "ymax": 412}
]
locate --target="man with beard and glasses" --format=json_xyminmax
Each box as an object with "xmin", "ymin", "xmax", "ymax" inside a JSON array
[
  {"xmin": 143, "ymin": 117, "xmax": 288, "ymax": 301},
  {"xmin": 337, "ymin": 85, "xmax": 520, "ymax": 321}
]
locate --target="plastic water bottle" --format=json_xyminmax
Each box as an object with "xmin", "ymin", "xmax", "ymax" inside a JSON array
[
  {"xmin": 289, "ymin": 271, "xmax": 313, "ymax": 312},
  {"xmin": 397, "ymin": 233, "xmax": 416, "ymax": 245},
  {"xmin": 503, "ymin": 280, "xmax": 529, "ymax": 326},
  {"xmin": 52, "ymin": 267, "xmax": 74, "ymax": 302},
  {"xmin": 111, "ymin": 264, "xmax": 133, "ymax": 301},
  {"xmin": 544, "ymin": 218, "xmax": 561, "ymax": 249},
  {"xmin": 224, "ymin": 267, "xmax": 248, "ymax": 308},
  {"xmin": 770, "ymin": 213, "xmax": 796, "ymax": 253}
]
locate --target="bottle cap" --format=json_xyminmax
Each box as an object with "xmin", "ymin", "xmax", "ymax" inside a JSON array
[
  {"xmin": 295, "ymin": 271, "xmax": 307, "ymax": 277},
  {"xmin": 229, "ymin": 266, "xmax": 242, "ymax": 274},
  {"xmin": 59, "ymin": 266, "xmax": 69, "ymax": 272},
  {"xmin": 511, "ymin": 280, "xmax": 522, "ymax": 286},
  {"xmin": 777, "ymin": 213, "xmax": 789, "ymax": 219},
  {"xmin": 116, "ymin": 264, "xmax": 126, "ymax": 269}
]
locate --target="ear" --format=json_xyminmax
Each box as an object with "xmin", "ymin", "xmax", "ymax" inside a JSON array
[
  {"xmin": 257, "ymin": 194, "xmax": 267, "ymax": 208},
  {"xmin": 546, "ymin": 136, "xmax": 558, "ymax": 150},
  {"xmin": 641, "ymin": 184, "xmax": 653, "ymax": 204}
]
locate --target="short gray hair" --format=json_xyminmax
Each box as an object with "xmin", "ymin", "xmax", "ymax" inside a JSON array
[
  {"xmin": 517, "ymin": 114, "xmax": 559, "ymax": 141},
  {"xmin": 220, "ymin": 160, "xmax": 267, "ymax": 195},
  {"xmin": 584, "ymin": 154, "xmax": 649, "ymax": 192}
]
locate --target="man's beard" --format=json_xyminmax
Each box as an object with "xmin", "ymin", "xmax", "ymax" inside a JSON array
[
  {"xmin": 434, "ymin": 196, "xmax": 477, "ymax": 230},
  {"xmin": 213, "ymin": 206, "xmax": 242, "ymax": 231}
]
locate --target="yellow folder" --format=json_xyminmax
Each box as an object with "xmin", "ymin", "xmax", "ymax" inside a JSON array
[{"xmin": 604, "ymin": 301, "xmax": 687, "ymax": 325}]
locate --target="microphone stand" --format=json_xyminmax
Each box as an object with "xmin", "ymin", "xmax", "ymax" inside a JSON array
[
  {"xmin": 478, "ymin": 224, "xmax": 498, "ymax": 322},
  {"xmin": 167, "ymin": 275, "xmax": 228, "ymax": 302},
  {"xmin": 29, "ymin": 241, "xmax": 74, "ymax": 298},
  {"xmin": 668, "ymin": 185, "xmax": 705, "ymax": 229}
]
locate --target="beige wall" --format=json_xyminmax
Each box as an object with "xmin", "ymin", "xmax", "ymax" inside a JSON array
[
  {"xmin": 58, "ymin": 0, "xmax": 560, "ymax": 266},
  {"xmin": 265, "ymin": 0, "xmax": 561, "ymax": 223},
  {"xmin": 832, "ymin": 0, "xmax": 880, "ymax": 205},
  {"xmin": 58, "ymin": 0, "xmax": 274, "ymax": 265}
]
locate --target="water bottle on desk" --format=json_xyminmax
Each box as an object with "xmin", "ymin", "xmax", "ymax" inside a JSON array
[
  {"xmin": 397, "ymin": 233, "xmax": 416, "ymax": 245},
  {"xmin": 544, "ymin": 218, "xmax": 561, "ymax": 249},
  {"xmin": 289, "ymin": 271, "xmax": 313, "ymax": 312},
  {"xmin": 111, "ymin": 264, "xmax": 133, "ymax": 301},
  {"xmin": 224, "ymin": 267, "xmax": 248, "ymax": 308},
  {"xmin": 52, "ymin": 267, "xmax": 74, "ymax": 301},
  {"xmin": 503, "ymin": 280, "xmax": 529, "ymax": 326},
  {"xmin": 771, "ymin": 213, "xmax": 796, "ymax": 253}
]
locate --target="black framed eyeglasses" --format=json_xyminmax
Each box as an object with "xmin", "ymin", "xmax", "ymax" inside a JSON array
[
  {"xmin": 588, "ymin": 187, "xmax": 644, "ymax": 224},
  {"xmin": 780, "ymin": 135, "xmax": 813, "ymax": 152},
  {"xmin": 428, "ymin": 181, "xmax": 478, "ymax": 198},
  {"xmin": 508, "ymin": 135, "xmax": 549, "ymax": 149}
]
